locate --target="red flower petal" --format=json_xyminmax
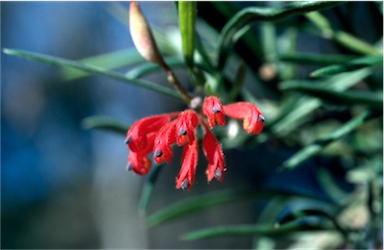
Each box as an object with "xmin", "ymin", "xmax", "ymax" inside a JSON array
[
  {"xmin": 202, "ymin": 96, "xmax": 226, "ymax": 128},
  {"xmin": 127, "ymin": 152, "xmax": 152, "ymax": 175},
  {"xmin": 223, "ymin": 102, "xmax": 264, "ymax": 135},
  {"xmin": 176, "ymin": 133, "xmax": 198, "ymax": 190},
  {"xmin": 153, "ymin": 120, "xmax": 177, "ymax": 164},
  {"xmin": 202, "ymin": 123, "xmax": 226, "ymax": 182},
  {"xmin": 126, "ymin": 113, "xmax": 178, "ymax": 152},
  {"xmin": 127, "ymin": 133, "xmax": 156, "ymax": 175},
  {"xmin": 175, "ymin": 110, "xmax": 199, "ymax": 146}
]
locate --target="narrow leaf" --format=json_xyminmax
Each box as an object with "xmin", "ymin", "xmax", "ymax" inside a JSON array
[
  {"xmin": 270, "ymin": 68, "xmax": 372, "ymax": 136},
  {"xmin": 61, "ymin": 48, "xmax": 143, "ymax": 81},
  {"xmin": 310, "ymin": 55, "xmax": 383, "ymax": 77},
  {"xmin": 139, "ymin": 164, "xmax": 164, "ymax": 216},
  {"xmin": 126, "ymin": 57, "xmax": 185, "ymax": 79},
  {"xmin": 183, "ymin": 220, "xmax": 336, "ymax": 240},
  {"xmin": 217, "ymin": 1, "xmax": 341, "ymax": 70},
  {"xmin": 281, "ymin": 110, "xmax": 373, "ymax": 170},
  {"xmin": 3, "ymin": 48, "xmax": 182, "ymax": 100},
  {"xmin": 281, "ymin": 82, "xmax": 383, "ymax": 108},
  {"xmin": 146, "ymin": 188, "xmax": 335, "ymax": 228},
  {"xmin": 306, "ymin": 11, "xmax": 381, "ymax": 55},
  {"xmin": 82, "ymin": 116, "xmax": 130, "ymax": 135},
  {"xmin": 278, "ymin": 53, "xmax": 358, "ymax": 66}
]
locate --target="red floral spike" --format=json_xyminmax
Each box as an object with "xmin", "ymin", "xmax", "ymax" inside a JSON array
[
  {"xmin": 202, "ymin": 96, "xmax": 226, "ymax": 128},
  {"xmin": 153, "ymin": 120, "xmax": 177, "ymax": 164},
  {"xmin": 125, "ymin": 113, "xmax": 178, "ymax": 152},
  {"xmin": 175, "ymin": 110, "xmax": 199, "ymax": 146},
  {"xmin": 176, "ymin": 134, "xmax": 198, "ymax": 190},
  {"xmin": 124, "ymin": 95, "xmax": 265, "ymax": 190},
  {"xmin": 202, "ymin": 123, "xmax": 226, "ymax": 182},
  {"xmin": 127, "ymin": 133, "xmax": 156, "ymax": 175},
  {"xmin": 223, "ymin": 102, "xmax": 265, "ymax": 135}
]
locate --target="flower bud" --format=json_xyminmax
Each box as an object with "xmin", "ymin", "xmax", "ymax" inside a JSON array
[{"xmin": 129, "ymin": 1, "xmax": 166, "ymax": 67}]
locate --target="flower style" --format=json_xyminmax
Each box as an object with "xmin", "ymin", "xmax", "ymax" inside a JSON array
[{"xmin": 125, "ymin": 96, "xmax": 264, "ymax": 190}]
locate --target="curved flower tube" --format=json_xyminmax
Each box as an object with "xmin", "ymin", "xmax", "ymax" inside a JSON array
[
  {"xmin": 202, "ymin": 123, "xmax": 226, "ymax": 182},
  {"xmin": 176, "ymin": 134, "xmax": 198, "ymax": 190},
  {"xmin": 202, "ymin": 96, "xmax": 226, "ymax": 128},
  {"xmin": 127, "ymin": 133, "xmax": 156, "ymax": 175},
  {"xmin": 223, "ymin": 102, "xmax": 265, "ymax": 135},
  {"xmin": 153, "ymin": 120, "xmax": 177, "ymax": 164},
  {"xmin": 125, "ymin": 113, "xmax": 178, "ymax": 152},
  {"xmin": 175, "ymin": 110, "xmax": 199, "ymax": 146}
]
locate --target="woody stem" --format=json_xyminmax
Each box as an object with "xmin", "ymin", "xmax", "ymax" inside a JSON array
[{"xmin": 162, "ymin": 64, "xmax": 194, "ymax": 105}]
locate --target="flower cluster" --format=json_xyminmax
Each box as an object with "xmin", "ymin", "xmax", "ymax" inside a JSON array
[{"xmin": 125, "ymin": 96, "xmax": 264, "ymax": 190}]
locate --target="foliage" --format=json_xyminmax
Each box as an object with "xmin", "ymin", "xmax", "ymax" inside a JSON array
[{"xmin": 3, "ymin": 1, "xmax": 382, "ymax": 249}]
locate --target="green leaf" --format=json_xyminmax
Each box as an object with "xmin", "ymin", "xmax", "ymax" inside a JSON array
[
  {"xmin": 61, "ymin": 48, "xmax": 143, "ymax": 81},
  {"xmin": 3, "ymin": 48, "xmax": 182, "ymax": 100},
  {"xmin": 278, "ymin": 53, "xmax": 358, "ymax": 66},
  {"xmin": 183, "ymin": 220, "xmax": 336, "ymax": 240},
  {"xmin": 270, "ymin": 68, "xmax": 372, "ymax": 136},
  {"xmin": 126, "ymin": 57, "xmax": 185, "ymax": 79},
  {"xmin": 178, "ymin": 1, "xmax": 196, "ymax": 69},
  {"xmin": 146, "ymin": 188, "xmax": 335, "ymax": 228},
  {"xmin": 82, "ymin": 116, "xmax": 130, "ymax": 135},
  {"xmin": 229, "ymin": 62, "xmax": 247, "ymax": 102},
  {"xmin": 281, "ymin": 110, "xmax": 374, "ymax": 170},
  {"xmin": 217, "ymin": 1, "xmax": 341, "ymax": 70},
  {"xmin": 281, "ymin": 81, "xmax": 383, "ymax": 108},
  {"xmin": 305, "ymin": 11, "xmax": 381, "ymax": 55},
  {"xmin": 138, "ymin": 164, "xmax": 164, "ymax": 216},
  {"xmin": 274, "ymin": 207, "xmax": 348, "ymax": 239},
  {"xmin": 310, "ymin": 55, "xmax": 383, "ymax": 77}
]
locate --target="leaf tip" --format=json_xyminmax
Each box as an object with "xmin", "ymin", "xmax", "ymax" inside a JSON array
[{"xmin": 2, "ymin": 48, "xmax": 12, "ymax": 55}]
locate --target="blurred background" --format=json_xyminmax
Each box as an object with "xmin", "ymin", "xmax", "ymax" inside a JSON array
[{"xmin": 1, "ymin": 1, "xmax": 382, "ymax": 249}]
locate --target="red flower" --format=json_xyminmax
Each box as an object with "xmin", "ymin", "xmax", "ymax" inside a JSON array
[
  {"xmin": 202, "ymin": 96, "xmax": 226, "ymax": 128},
  {"xmin": 127, "ymin": 133, "xmax": 156, "ymax": 175},
  {"xmin": 125, "ymin": 113, "xmax": 178, "ymax": 152},
  {"xmin": 153, "ymin": 120, "xmax": 177, "ymax": 164},
  {"xmin": 125, "ymin": 96, "xmax": 264, "ymax": 190},
  {"xmin": 224, "ymin": 102, "xmax": 264, "ymax": 135},
  {"xmin": 176, "ymin": 136, "xmax": 198, "ymax": 190},
  {"xmin": 202, "ymin": 123, "xmax": 226, "ymax": 182},
  {"xmin": 175, "ymin": 110, "xmax": 199, "ymax": 146}
]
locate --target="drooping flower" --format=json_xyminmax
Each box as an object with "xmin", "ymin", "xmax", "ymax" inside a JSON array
[
  {"xmin": 125, "ymin": 113, "xmax": 178, "ymax": 152},
  {"xmin": 125, "ymin": 95, "xmax": 264, "ymax": 190},
  {"xmin": 223, "ymin": 102, "xmax": 265, "ymax": 135},
  {"xmin": 176, "ymin": 135, "xmax": 198, "ymax": 190},
  {"xmin": 202, "ymin": 123, "xmax": 226, "ymax": 182},
  {"xmin": 127, "ymin": 133, "xmax": 156, "ymax": 175},
  {"xmin": 153, "ymin": 120, "xmax": 177, "ymax": 164},
  {"xmin": 175, "ymin": 110, "xmax": 199, "ymax": 146},
  {"xmin": 202, "ymin": 96, "xmax": 226, "ymax": 128}
]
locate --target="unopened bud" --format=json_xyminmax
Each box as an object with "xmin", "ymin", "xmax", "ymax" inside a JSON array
[{"xmin": 129, "ymin": 1, "xmax": 166, "ymax": 67}]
